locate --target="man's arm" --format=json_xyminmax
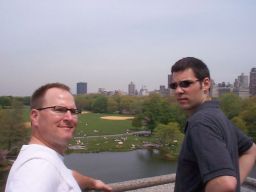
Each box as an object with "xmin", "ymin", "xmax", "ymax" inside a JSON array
[
  {"xmin": 205, "ymin": 143, "xmax": 256, "ymax": 192},
  {"xmin": 72, "ymin": 170, "xmax": 112, "ymax": 192},
  {"xmin": 205, "ymin": 176, "xmax": 237, "ymax": 192},
  {"xmin": 239, "ymin": 143, "xmax": 256, "ymax": 184}
]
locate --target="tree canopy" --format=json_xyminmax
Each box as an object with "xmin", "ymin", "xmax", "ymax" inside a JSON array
[{"xmin": 0, "ymin": 99, "xmax": 29, "ymax": 154}]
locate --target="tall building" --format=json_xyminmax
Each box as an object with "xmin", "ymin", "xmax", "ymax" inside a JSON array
[
  {"xmin": 237, "ymin": 73, "xmax": 249, "ymax": 88},
  {"xmin": 233, "ymin": 73, "xmax": 249, "ymax": 98},
  {"xmin": 139, "ymin": 85, "xmax": 149, "ymax": 96},
  {"xmin": 159, "ymin": 85, "xmax": 169, "ymax": 96},
  {"xmin": 210, "ymin": 79, "xmax": 219, "ymax": 98},
  {"xmin": 168, "ymin": 74, "xmax": 174, "ymax": 96},
  {"xmin": 217, "ymin": 82, "xmax": 232, "ymax": 96},
  {"xmin": 128, "ymin": 82, "xmax": 136, "ymax": 96},
  {"xmin": 249, "ymin": 68, "xmax": 256, "ymax": 96},
  {"xmin": 76, "ymin": 82, "xmax": 87, "ymax": 95}
]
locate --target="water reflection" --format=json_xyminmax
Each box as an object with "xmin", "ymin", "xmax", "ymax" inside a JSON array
[{"xmin": 64, "ymin": 149, "xmax": 176, "ymax": 183}]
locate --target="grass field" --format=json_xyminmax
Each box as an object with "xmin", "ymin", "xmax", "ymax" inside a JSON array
[
  {"xmin": 20, "ymin": 109, "xmax": 154, "ymax": 153},
  {"xmin": 70, "ymin": 112, "xmax": 155, "ymax": 152},
  {"xmin": 76, "ymin": 112, "xmax": 137, "ymax": 136}
]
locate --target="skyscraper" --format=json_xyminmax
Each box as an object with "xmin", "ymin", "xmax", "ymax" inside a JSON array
[
  {"xmin": 237, "ymin": 73, "xmax": 249, "ymax": 88},
  {"xmin": 233, "ymin": 73, "xmax": 249, "ymax": 98},
  {"xmin": 168, "ymin": 74, "xmax": 174, "ymax": 96},
  {"xmin": 128, "ymin": 82, "xmax": 136, "ymax": 96},
  {"xmin": 249, "ymin": 68, "xmax": 256, "ymax": 96},
  {"xmin": 77, "ymin": 82, "xmax": 87, "ymax": 95}
]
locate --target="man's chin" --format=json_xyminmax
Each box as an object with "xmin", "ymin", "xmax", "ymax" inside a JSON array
[
  {"xmin": 61, "ymin": 134, "xmax": 73, "ymax": 143},
  {"xmin": 179, "ymin": 103, "xmax": 190, "ymax": 109},
  {"xmin": 180, "ymin": 104, "xmax": 193, "ymax": 111}
]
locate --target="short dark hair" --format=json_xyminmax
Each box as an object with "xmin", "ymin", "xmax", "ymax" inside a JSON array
[
  {"xmin": 171, "ymin": 57, "xmax": 210, "ymax": 81},
  {"xmin": 30, "ymin": 83, "xmax": 71, "ymax": 109}
]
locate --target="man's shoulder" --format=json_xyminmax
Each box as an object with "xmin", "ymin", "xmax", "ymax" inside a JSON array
[
  {"xmin": 19, "ymin": 144, "xmax": 62, "ymax": 161},
  {"xmin": 12, "ymin": 144, "xmax": 65, "ymax": 174},
  {"xmin": 189, "ymin": 108, "xmax": 220, "ymax": 123},
  {"xmin": 190, "ymin": 101, "xmax": 224, "ymax": 122},
  {"xmin": 187, "ymin": 103, "xmax": 228, "ymax": 134},
  {"xmin": 6, "ymin": 155, "xmax": 62, "ymax": 191},
  {"xmin": 10, "ymin": 145, "xmax": 62, "ymax": 174},
  {"xmin": 6, "ymin": 145, "xmax": 72, "ymax": 191}
]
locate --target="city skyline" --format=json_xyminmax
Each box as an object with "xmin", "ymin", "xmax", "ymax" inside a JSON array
[
  {"xmin": 1, "ymin": 1, "xmax": 256, "ymax": 96},
  {"xmin": 1, "ymin": 68, "xmax": 254, "ymax": 96},
  {"xmin": 78, "ymin": 69, "xmax": 254, "ymax": 94}
]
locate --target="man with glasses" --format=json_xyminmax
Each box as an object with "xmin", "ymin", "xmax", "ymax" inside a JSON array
[
  {"xmin": 171, "ymin": 57, "xmax": 256, "ymax": 192},
  {"xmin": 5, "ymin": 83, "xmax": 112, "ymax": 192}
]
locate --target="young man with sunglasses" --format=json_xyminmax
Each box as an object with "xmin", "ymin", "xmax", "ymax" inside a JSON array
[
  {"xmin": 171, "ymin": 57, "xmax": 256, "ymax": 192},
  {"xmin": 5, "ymin": 83, "xmax": 112, "ymax": 192}
]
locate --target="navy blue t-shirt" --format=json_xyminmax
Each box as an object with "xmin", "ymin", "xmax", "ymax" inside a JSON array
[{"xmin": 174, "ymin": 100, "xmax": 253, "ymax": 192}]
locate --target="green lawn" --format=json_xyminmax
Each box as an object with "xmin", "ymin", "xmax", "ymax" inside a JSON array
[
  {"xmin": 76, "ymin": 112, "xmax": 137, "ymax": 136},
  {"xmin": 68, "ymin": 135, "xmax": 156, "ymax": 153},
  {"xmin": 20, "ymin": 109, "xmax": 155, "ymax": 153},
  {"xmin": 69, "ymin": 112, "xmax": 156, "ymax": 153}
]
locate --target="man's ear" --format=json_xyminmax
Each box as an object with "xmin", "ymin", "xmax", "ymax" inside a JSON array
[
  {"xmin": 202, "ymin": 77, "xmax": 211, "ymax": 93},
  {"xmin": 30, "ymin": 109, "xmax": 39, "ymax": 125}
]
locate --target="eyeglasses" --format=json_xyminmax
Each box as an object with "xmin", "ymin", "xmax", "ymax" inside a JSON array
[
  {"xmin": 169, "ymin": 79, "xmax": 200, "ymax": 90},
  {"xmin": 36, "ymin": 106, "xmax": 81, "ymax": 116}
]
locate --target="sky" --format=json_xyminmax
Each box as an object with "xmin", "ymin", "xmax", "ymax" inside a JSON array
[{"xmin": 0, "ymin": 0, "xmax": 256, "ymax": 96}]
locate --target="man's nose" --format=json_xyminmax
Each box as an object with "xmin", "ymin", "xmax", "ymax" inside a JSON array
[
  {"xmin": 63, "ymin": 110, "xmax": 73, "ymax": 119},
  {"xmin": 175, "ymin": 85, "xmax": 184, "ymax": 94}
]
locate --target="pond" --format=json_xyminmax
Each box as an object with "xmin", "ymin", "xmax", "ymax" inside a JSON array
[
  {"xmin": 64, "ymin": 149, "xmax": 256, "ymax": 184},
  {"xmin": 64, "ymin": 149, "xmax": 176, "ymax": 183}
]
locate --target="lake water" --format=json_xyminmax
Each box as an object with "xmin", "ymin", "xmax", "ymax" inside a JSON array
[
  {"xmin": 64, "ymin": 149, "xmax": 256, "ymax": 184},
  {"xmin": 64, "ymin": 149, "xmax": 176, "ymax": 183}
]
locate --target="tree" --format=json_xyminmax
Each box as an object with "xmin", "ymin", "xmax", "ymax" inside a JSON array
[
  {"xmin": 22, "ymin": 96, "xmax": 30, "ymax": 106},
  {"xmin": 75, "ymin": 95, "xmax": 93, "ymax": 111},
  {"xmin": 0, "ymin": 96, "xmax": 12, "ymax": 107},
  {"xmin": 154, "ymin": 122, "xmax": 184, "ymax": 158},
  {"xmin": 219, "ymin": 93, "xmax": 242, "ymax": 119},
  {"xmin": 0, "ymin": 99, "xmax": 28, "ymax": 154},
  {"xmin": 133, "ymin": 94, "xmax": 180, "ymax": 131},
  {"xmin": 92, "ymin": 95, "xmax": 108, "ymax": 113},
  {"xmin": 107, "ymin": 97, "xmax": 119, "ymax": 113},
  {"xmin": 119, "ymin": 96, "xmax": 135, "ymax": 114},
  {"xmin": 239, "ymin": 102, "xmax": 256, "ymax": 142},
  {"xmin": 171, "ymin": 103, "xmax": 187, "ymax": 130},
  {"xmin": 231, "ymin": 116, "xmax": 248, "ymax": 134}
]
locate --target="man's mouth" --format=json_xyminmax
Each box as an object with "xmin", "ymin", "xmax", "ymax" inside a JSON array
[
  {"xmin": 177, "ymin": 97, "xmax": 188, "ymax": 102},
  {"xmin": 59, "ymin": 125, "xmax": 73, "ymax": 129}
]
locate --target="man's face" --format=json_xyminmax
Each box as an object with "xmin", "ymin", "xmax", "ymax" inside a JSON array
[
  {"xmin": 171, "ymin": 68, "xmax": 210, "ymax": 113},
  {"xmin": 31, "ymin": 88, "xmax": 78, "ymax": 153}
]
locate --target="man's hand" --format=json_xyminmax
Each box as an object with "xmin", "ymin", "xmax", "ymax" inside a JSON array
[
  {"xmin": 72, "ymin": 170, "xmax": 112, "ymax": 192},
  {"xmin": 93, "ymin": 179, "xmax": 112, "ymax": 192}
]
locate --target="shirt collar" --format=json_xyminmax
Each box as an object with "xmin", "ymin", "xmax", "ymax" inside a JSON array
[{"xmin": 184, "ymin": 100, "xmax": 219, "ymax": 133}]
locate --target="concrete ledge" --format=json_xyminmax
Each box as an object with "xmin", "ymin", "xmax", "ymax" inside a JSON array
[
  {"xmin": 242, "ymin": 177, "xmax": 256, "ymax": 191},
  {"xmin": 83, "ymin": 174, "xmax": 256, "ymax": 192},
  {"xmin": 110, "ymin": 174, "xmax": 175, "ymax": 192}
]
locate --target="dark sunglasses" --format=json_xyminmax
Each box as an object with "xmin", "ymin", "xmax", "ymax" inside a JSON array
[
  {"xmin": 36, "ymin": 106, "xmax": 81, "ymax": 115},
  {"xmin": 169, "ymin": 79, "xmax": 199, "ymax": 90}
]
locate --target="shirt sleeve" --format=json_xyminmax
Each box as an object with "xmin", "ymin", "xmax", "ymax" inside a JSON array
[
  {"xmin": 188, "ymin": 120, "xmax": 237, "ymax": 183},
  {"xmin": 235, "ymin": 125, "xmax": 253, "ymax": 155}
]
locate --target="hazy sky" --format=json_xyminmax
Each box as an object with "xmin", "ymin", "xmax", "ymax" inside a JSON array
[{"xmin": 1, "ymin": 0, "xmax": 256, "ymax": 96}]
